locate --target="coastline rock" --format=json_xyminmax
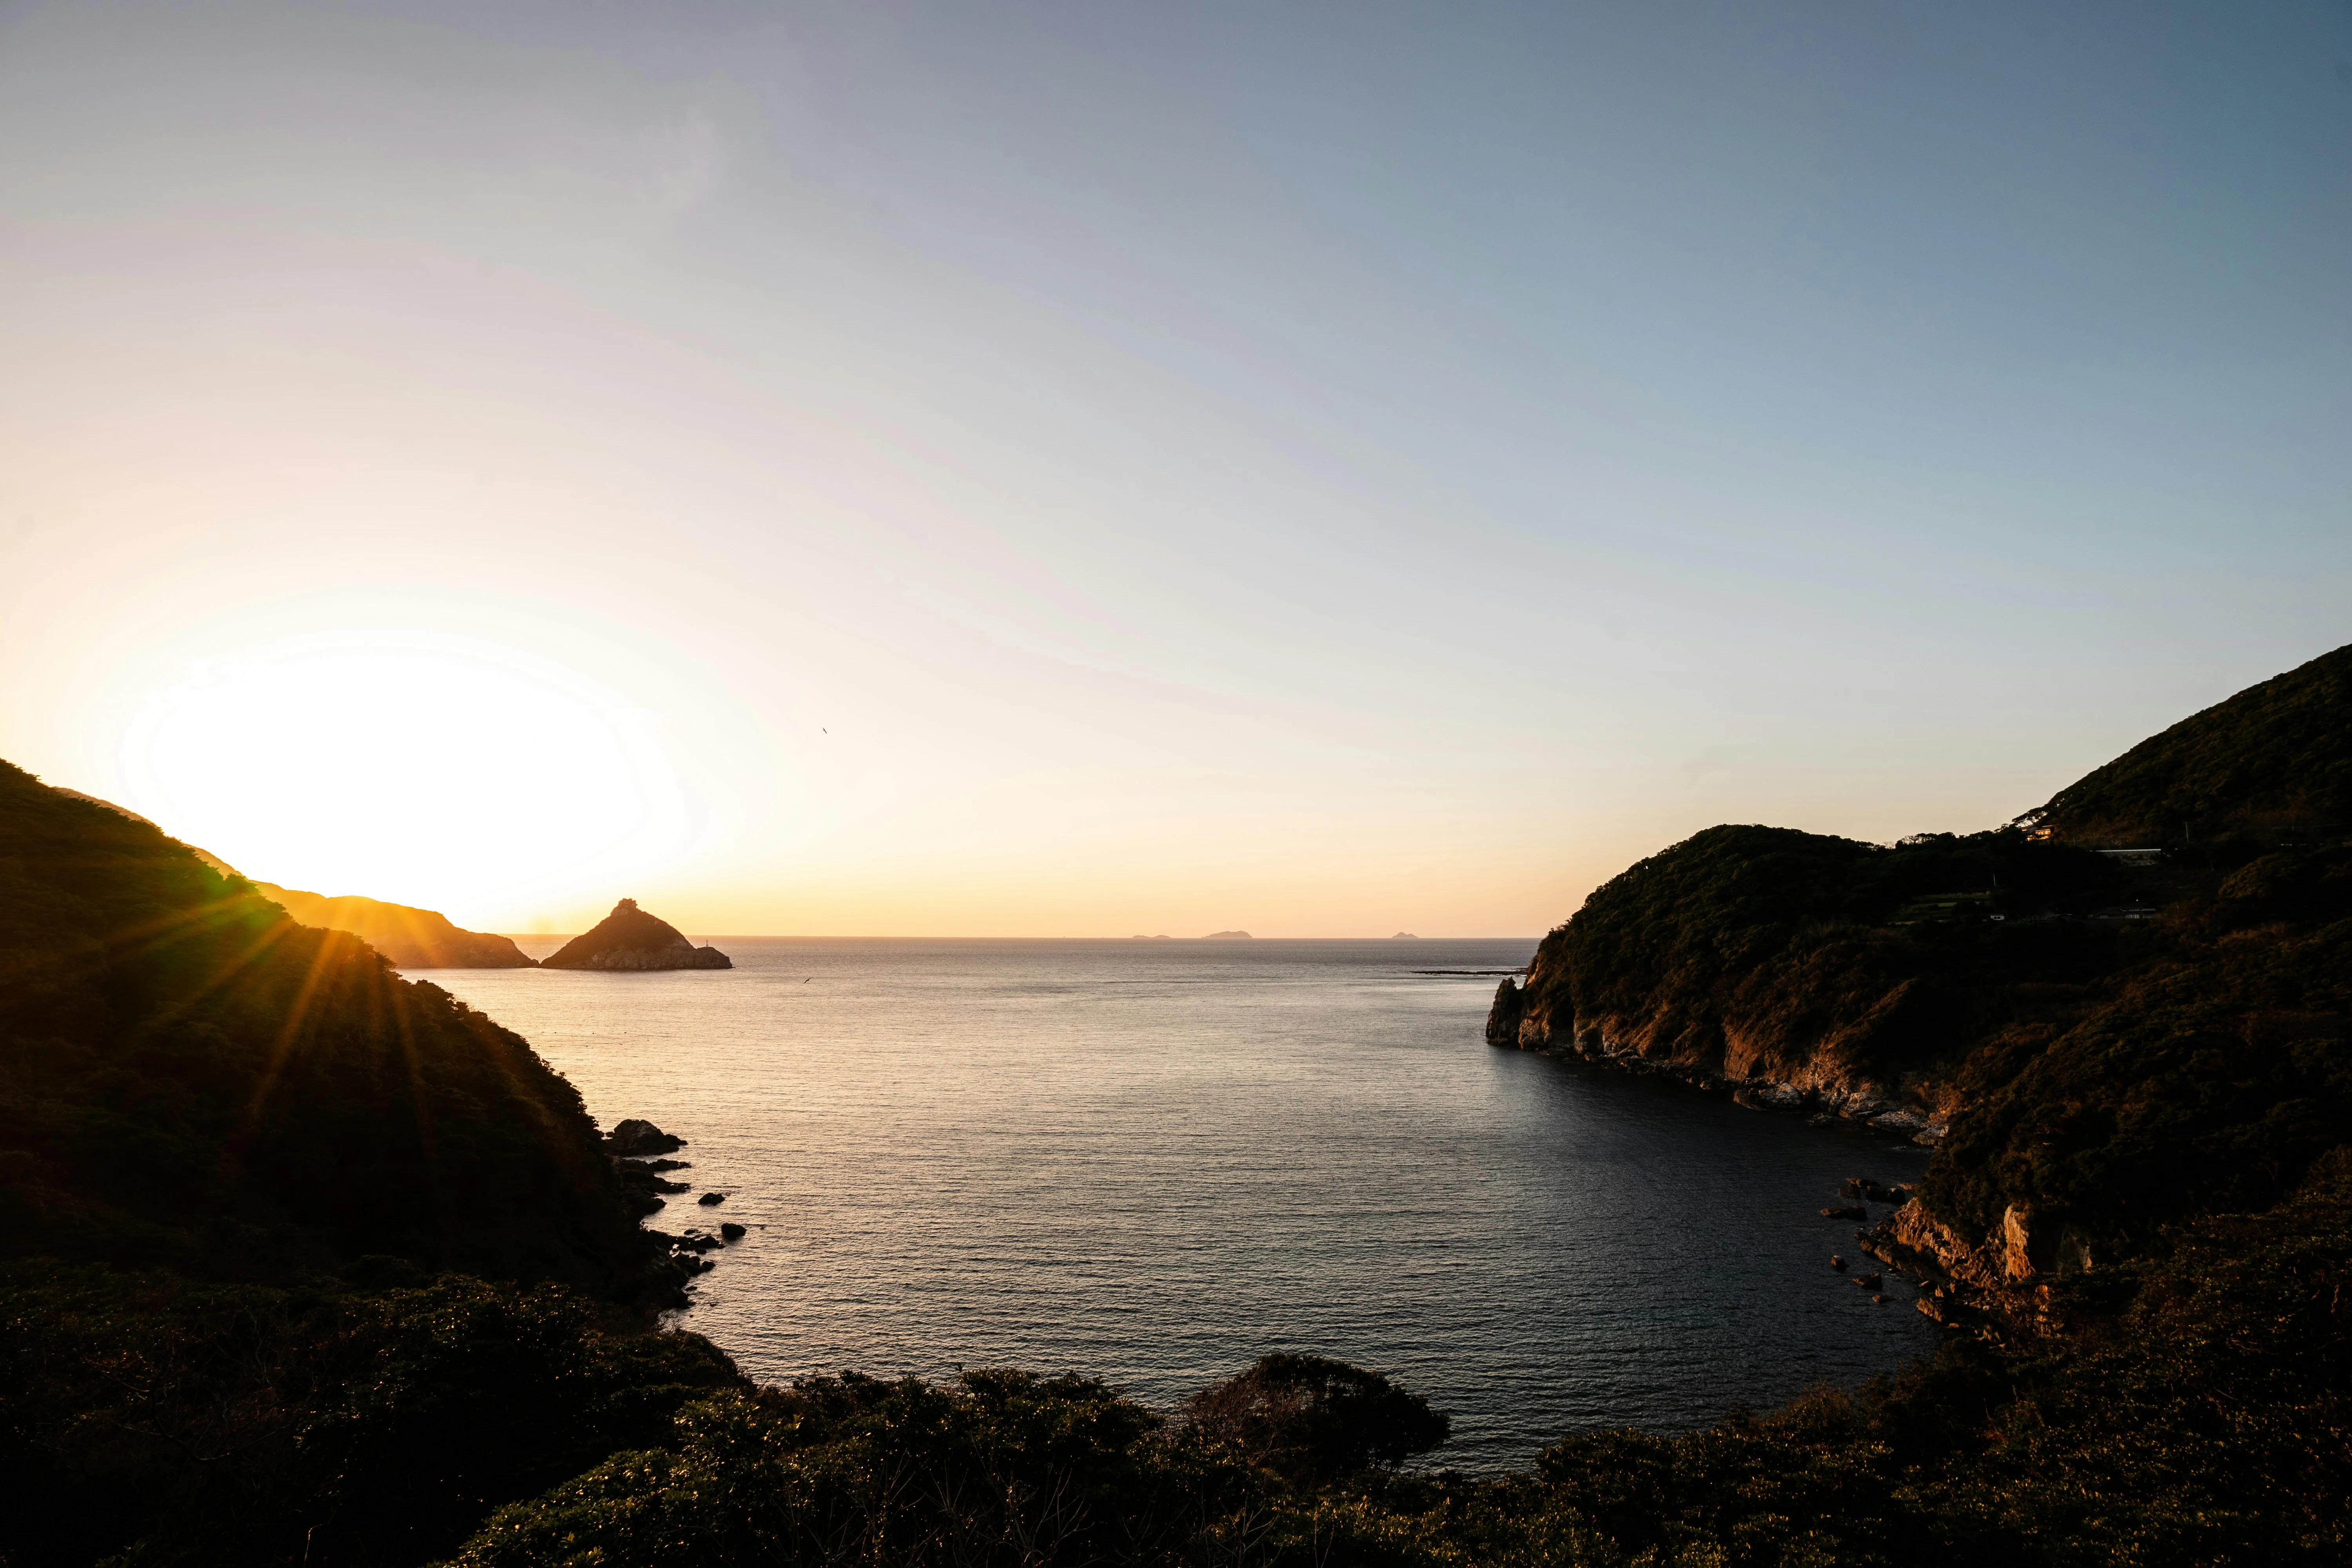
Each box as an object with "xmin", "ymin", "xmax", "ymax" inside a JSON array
[
  {"xmin": 1486, "ymin": 979, "xmax": 1525, "ymax": 1046},
  {"xmin": 1481, "ymin": 993, "xmax": 1954, "ymax": 1146},
  {"xmin": 719, "ymin": 1221, "xmax": 746, "ymax": 1240},
  {"xmin": 614, "ymin": 1158, "xmax": 690, "ymax": 1196},
  {"xmin": 607, "ymin": 1118, "xmax": 686, "ymax": 1157},
  {"xmin": 698, "ymin": 1192, "xmax": 725, "ymax": 1206},
  {"xmin": 542, "ymin": 899, "xmax": 732, "ymax": 971}
]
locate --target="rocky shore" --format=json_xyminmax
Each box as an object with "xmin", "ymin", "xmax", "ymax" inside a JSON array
[
  {"xmin": 1487, "ymin": 977, "xmax": 1951, "ymax": 1145},
  {"xmin": 1855, "ymin": 1189, "xmax": 2097, "ymax": 1336},
  {"xmin": 602, "ymin": 1116, "xmax": 750, "ymax": 1284}
]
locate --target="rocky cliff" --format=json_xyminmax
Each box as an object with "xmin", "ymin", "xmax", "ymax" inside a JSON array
[
  {"xmin": 1492, "ymin": 645, "xmax": 2352, "ymax": 1331},
  {"xmin": 257, "ymin": 882, "xmax": 537, "ymax": 968},
  {"xmin": 540, "ymin": 898, "xmax": 732, "ymax": 971},
  {"xmin": 1491, "ymin": 823, "xmax": 2125, "ymax": 1143}
]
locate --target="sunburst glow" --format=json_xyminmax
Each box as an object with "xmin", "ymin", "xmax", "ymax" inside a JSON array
[{"xmin": 116, "ymin": 635, "xmax": 689, "ymax": 931}]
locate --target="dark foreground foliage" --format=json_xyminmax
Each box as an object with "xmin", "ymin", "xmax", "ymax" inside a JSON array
[
  {"xmin": 1180, "ymin": 1353, "xmax": 1452, "ymax": 1485},
  {"xmin": 238, "ymin": 1158, "xmax": 2327, "ymax": 1568},
  {"xmin": 7, "ymin": 632, "xmax": 2351, "ymax": 1568},
  {"xmin": 6, "ymin": 1162, "xmax": 2347, "ymax": 1567},
  {"xmin": 0, "ymin": 759, "xmax": 665, "ymax": 1290},
  {"xmin": 0, "ymin": 1269, "xmax": 740, "ymax": 1567}
]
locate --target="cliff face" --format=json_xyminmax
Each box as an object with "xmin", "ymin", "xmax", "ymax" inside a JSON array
[
  {"xmin": 256, "ymin": 882, "xmax": 537, "ymax": 968},
  {"xmin": 541, "ymin": 899, "xmax": 731, "ymax": 971},
  {"xmin": 1493, "ymin": 645, "xmax": 2352, "ymax": 1329}
]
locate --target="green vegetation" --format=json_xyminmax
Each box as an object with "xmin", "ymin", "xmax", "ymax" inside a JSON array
[
  {"xmin": 6, "ymin": 643, "xmax": 2351, "ymax": 1566},
  {"xmin": 1515, "ymin": 824, "xmax": 2126, "ymax": 1090},
  {"xmin": 0, "ymin": 1269, "xmax": 740, "ymax": 1566},
  {"xmin": 1509, "ymin": 648, "xmax": 2352, "ymax": 1251},
  {"xmin": 0, "ymin": 760, "xmax": 662, "ymax": 1289},
  {"xmin": 1508, "ymin": 822, "xmax": 2352, "ymax": 1258},
  {"xmin": 2027, "ymin": 642, "xmax": 2352, "ymax": 847},
  {"xmin": 1923, "ymin": 846, "xmax": 2352, "ymax": 1245}
]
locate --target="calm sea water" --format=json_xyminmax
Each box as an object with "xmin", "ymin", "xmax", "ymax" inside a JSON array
[{"xmin": 424, "ymin": 937, "xmax": 1936, "ymax": 1470}]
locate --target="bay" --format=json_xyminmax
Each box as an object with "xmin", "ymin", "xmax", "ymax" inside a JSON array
[{"xmin": 424, "ymin": 936, "xmax": 1937, "ymax": 1471}]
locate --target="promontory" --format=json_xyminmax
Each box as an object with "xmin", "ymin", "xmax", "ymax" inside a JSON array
[{"xmin": 257, "ymin": 883, "xmax": 536, "ymax": 968}]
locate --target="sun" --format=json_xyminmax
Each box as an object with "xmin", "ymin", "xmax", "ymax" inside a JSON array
[{"xmin": 118, "ymin": 635, "xmax": 688, "ymax": 928}]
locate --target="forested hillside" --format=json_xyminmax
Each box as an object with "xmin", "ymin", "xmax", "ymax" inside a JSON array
[
  {"xmin": 0, "ymin": 760, "xmax": 653, "ymax": 1287},
  {"xmin": 1498, "ymin": 824, "xmax": 2125, "ymax": 1120},
  {"xmin": 9, "ymin": 631, "xmax": 2352, "ymax": 1568},
  {"xmin": 2028, "ymin": 642, "xmax": 2352, "ymax": 846},
  {"xmin": 1495, "ymin": 645, "xmax": 2352, "ymax": 1311}
]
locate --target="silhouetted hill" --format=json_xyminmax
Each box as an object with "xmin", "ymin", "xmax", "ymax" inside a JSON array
[
  {"xmin": 47, "ymin": 782, "xmax": 242, "ymax": 876},
  {"xmin": 0, "ymin": 758, "xmax": 666, "ymax": 1292},
  {"xmin": 541, "ymin": 898, "xmax": 730, "ymax": 971},
  {"xmin": 1493, "ymin": 646, "xmax": 2352, "ymax": 1322},
  {"xmin": 257, "ymin": 882, "xmax": 536, "ymax": 968},
  {"xmin": 1497, "ymin": 824, "xmax": 2125, "ymax": 1126},
  {"xmin": 2025, "ymin": 641, "xmax": 2352, "ymax": 847}
]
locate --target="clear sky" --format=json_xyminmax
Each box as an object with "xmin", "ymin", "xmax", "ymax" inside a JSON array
[{"xmin": 2, "ymin": 1, "xmax": 2347, "ymax": 936}]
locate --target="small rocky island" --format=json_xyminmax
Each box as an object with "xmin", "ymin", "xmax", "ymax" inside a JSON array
[{"xmin": 541, "ymin": 898, "xmax": 732, "ymax": 971}]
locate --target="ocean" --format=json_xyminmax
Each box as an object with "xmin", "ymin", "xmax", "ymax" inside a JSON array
[{"xmin": 424, "ymin": 936, "xmax": 1936, "ymax": 1471}]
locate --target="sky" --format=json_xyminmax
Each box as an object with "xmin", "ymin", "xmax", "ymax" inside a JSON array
[{"xmin": 2, "ymin": 0, "xmax": 2348, "ymax": 937}]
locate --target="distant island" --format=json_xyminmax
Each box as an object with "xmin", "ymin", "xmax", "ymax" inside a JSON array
[
  {"xmin": 1392, "ymin": 931, "xmax": 1417, "ymax": 939},
  {"xmin": 541, "ymin": 898, "xmax": 732, "ymax": 971},
  {"xmin": 1202, "ymin": 929, "xmax": 1252, "ymax": 939},
  {"xmin": 1130, "ymin": 933, "xmax": 1173, "ymax": 940},
  {"xmin": 258, "ymin": 882, "xmax": 536, "ymax": 968}
]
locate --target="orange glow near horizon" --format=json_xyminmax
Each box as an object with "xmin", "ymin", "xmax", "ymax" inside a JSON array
[{"xmin": 5, "ymin": 4, "xmax": 2339, "ymax": 937}]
